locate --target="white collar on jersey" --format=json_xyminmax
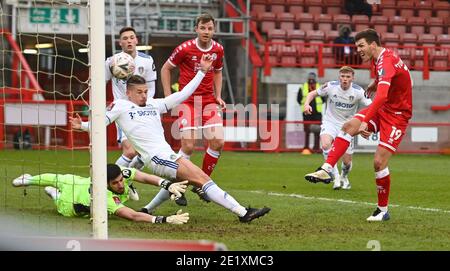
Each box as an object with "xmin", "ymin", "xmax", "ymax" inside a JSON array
[
  {"xmin": 375, "ymin": 48, "xmax": 386, "ymax": 66},
  {"xmin": 195, "ymin": 38, "xmax": 213, "ymax": 52}
]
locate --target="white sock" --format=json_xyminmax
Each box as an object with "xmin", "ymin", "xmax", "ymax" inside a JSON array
[
  {"xmin": 116, "ymin": 154, "xmax": 132, "ymax": 167},
  {"xmin": 202, "ymin": 180, "xmax": 247, "ymax": 217},
  {"xmin": 333, "ymin": 165, "xmax": 339, "ymax": 178},
  {"xmin": 178, "ymin": 149, "xmax": 191, "ymax": 160},
  {"xmin": 144, "ymin": 188, "xmax": 170, "ymax": 212},
  {"xmin": 322, "ymin": 148, "xmax": 330, "ymax": 160},
  {"xmin": 206, "ymin": 147, "xmax": 221, "ymax": 158},
  {"xmin": 342, "ymin": 162, "xmax": 352, "ymax": 177},
  {"xmin": 378, "ymin": 206, "xmax": 388, "ymax": 212}
]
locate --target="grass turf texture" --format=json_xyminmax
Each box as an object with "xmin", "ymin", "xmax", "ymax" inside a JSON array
[{"xmin": 1, "ymin": 150, "xmax": 449, "ymax": 250}]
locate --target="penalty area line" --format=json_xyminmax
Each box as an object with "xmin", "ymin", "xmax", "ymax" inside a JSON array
[{"xmin": 246, "ymin": 190, "xmax": 450, "ymax": 215}]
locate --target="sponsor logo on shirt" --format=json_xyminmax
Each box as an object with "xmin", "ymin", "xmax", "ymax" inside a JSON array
[{"xmin": 113, "ymin": 196, "xmax": 121, "ymax": 205}]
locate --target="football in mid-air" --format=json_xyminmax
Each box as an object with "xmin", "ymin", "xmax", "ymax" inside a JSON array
[{"xmin": 109, "ymin": 52, "xmax": 135, "ymax": 80}]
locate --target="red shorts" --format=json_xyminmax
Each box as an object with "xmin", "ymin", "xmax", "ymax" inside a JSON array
[
  {"xmin": 177, "ymin": 101, "xmax": 223, "ymax": 131},
  {"xmin": 354, "ymin": 108, "xmax": 409, "ymax": 153}
]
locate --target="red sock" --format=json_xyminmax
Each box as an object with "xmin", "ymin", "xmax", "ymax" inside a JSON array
[
  {"xmin": 376, "ymin": 174, "xmax": 391, "ymax": 208},
  {"xmin": 326, "ymin": 136, "xmax": 351, "ymax": 167},
  {"xmin": 202, "ymin": 148, "xmax": 220, "ymax": 176}
]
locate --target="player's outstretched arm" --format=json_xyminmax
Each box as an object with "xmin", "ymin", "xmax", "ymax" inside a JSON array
[
  {"xmin": 115, "ymin": 206, "xmax": 189, "ymax": 224},
  {"xmin": 303, "ymin": 90, "xmax": 318, "ymax": 115},
  {"xmin": 162, "ymin": 54, "xmax": 214, "ymax": 110}
]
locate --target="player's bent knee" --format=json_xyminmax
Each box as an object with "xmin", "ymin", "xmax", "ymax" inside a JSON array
[
  {"xmin": 209, "ymin": 139, "xmax": 224, "ymax": 151},
  {"xmin": 373, "ymin": 158, "xmax": 386, "ymax": 171},
  {"xmin": 342, "ymin": 122, "xmax": 358, "ymax": 136}
]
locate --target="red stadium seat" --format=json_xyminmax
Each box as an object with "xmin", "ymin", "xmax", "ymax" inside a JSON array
[
  {"xmin": 427, "ymin": 17, "xmax": 444, "ymax": 36},
  {"xmin": 251, "ymin": 4, "xmax": 266, "ymax": 19},
  {"xmin": 389, "ymin": 16, "xmax": 407, "ymax": 34},
  {"xmin": 419, "ymin": 34, "xmax": 436, "ymax": 47},
  {"xmin": 370, "ymin": 16, "xmax": 388, "ymax": 33},
  {"xmin": 381, "ymin": 32, "xmax": 400, "ymax": 47},
  {"xmin": 408, "ymin": 17, "xmax": 426, "ymax": 36},
  {"xmin": 400, "ymin": 33, "xmax": 418, "ymax": 47},
  {"xmin": 416, "ymin": 1, "xmax": 432, "ymax": 18},
  {"xmin": 326, "ymin": 30, "xmax": 339, "ymax": 43},
  {"xmin": 295, "ymin": 13, "xmax": 314, "ymax": 31},
  {"xmin": 324, "ymin": 0, "xmax": 342, "ymax": 15},
  {"xmin": 434, "ymin": 1, "xmax": 450, "ymax": 20},
  {"xmin": 268, "ymin": 29, "xmax": 287, "ymax": 40},
  {"xmin": 306, "ymin": 30, "xmax": 325, "ymax": 43},
  {"xmin": 305, "ymin": 0, "xmax": 323, "ymax": 14},
  {"xmin": 287, "ymin": 29, "xmax": 306, "ymax": 41},
  {"xmin": 381, "ymin": 0, "xmax": 397, "ymax": 17},
  {"xmin": 437, "ymin": 34, "xmax": 450, "ymax": 49},
  {"xmin": 289, "ymin": 5, "xmax": 304, "ymax": 14},
  {"xmin": 286, "ymin": 0, "xmax": 304, "ymax": 6},
  {"xmin": 397, "ymin": 1, "xmax": 415, "ymax": 19},
  {"xmin": 333, "ymin": 14, "xmax": 351, "ymax": 26},
  {"xmin": 279, "ymin": 45, "xmax": 298, "ymax": 65},
  {"xmin": 430, "ymin": 49, "xmax": 449, "ymax": 70},
  {"xmin": 258, "ymin": 12, "xmax": 276, "ymax": 34},
  {"xmin": 278, "ymin": 13, "xmax": 295, "ymax": 31},
  {"xmin": 315, "ymin": 14, "xmax": 333, "ymax": 32},
  {"xmin": 270, "ymin": 4, "xmax": 285, "ymax": 15},
  {"xmin": 352, "ymin": 15, "xmax": 370, "ymax": 32}
]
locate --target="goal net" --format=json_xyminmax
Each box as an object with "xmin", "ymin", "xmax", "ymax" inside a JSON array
[{"xmin": 0, "ymin": 0, "xmax": 107, "ymax": 246}]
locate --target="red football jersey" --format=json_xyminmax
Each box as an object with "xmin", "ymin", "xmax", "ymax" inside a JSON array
[
  {"xmin": 168, "ymin": 38, "xmax": 224, "ymax": 104},
  {"xmin": 372, "ymin": 48, "xmax": 413, "ymax": 119}
]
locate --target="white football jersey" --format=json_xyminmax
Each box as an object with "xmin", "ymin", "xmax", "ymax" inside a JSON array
[
  {"xmin": 105, "ymin": 51, "xmax": 157, "ymax": 100},
  {"xmin": 105, "ymin": 98, "xmax": 172, "ymax": 163},
  {"xmin": 317, "ymin": 81, "xmax": 372, "ymax": 126}
]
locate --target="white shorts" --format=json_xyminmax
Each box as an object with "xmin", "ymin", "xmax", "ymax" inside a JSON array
[
  {"xmin": 147, "ymin": 152, "xmax": 181, "ymax": 180},
  {"xmin": 320, "ymin": 121, "xmax": 354, "ymax": 154},
  {"xmin": 116, "ymin": 123, "xmax": 128, "ymax": 143}
]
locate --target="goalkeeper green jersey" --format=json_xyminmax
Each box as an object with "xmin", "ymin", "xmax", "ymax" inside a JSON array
[{"xmin": 29, "ymin": 167, "xmax": 136, "ymax": 217}]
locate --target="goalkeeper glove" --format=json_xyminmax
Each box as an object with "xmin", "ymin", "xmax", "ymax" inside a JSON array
[
  {"xmin": 159, "ymin": 180, "xmax": 188, "ymax": 200},
  {"xmin": 153, "ymin": 209, "xmax": 189, "ymax": 225}
]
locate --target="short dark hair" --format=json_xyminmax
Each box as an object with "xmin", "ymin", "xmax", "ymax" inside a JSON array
[
  {"xmin": 107, "ymin": 164, "xmax": 122, "ymax": 183},
  {"xmin": 195, "ymin": 13, "xmax": 215, "ymax": 26},
  {"xmin": 126, "ymin": 75, "xmax": 146, "ymax": 89},
  {"xmin": 339, "ymin": 66, "xmax": 355, "ymax": 75},
  {"xmin": 119, "ymin": 26, "xmax": 136, "ymax": 37},
  {"xmin": 355, "ymin": 29, "xmax": 381, "ymax": 46}
]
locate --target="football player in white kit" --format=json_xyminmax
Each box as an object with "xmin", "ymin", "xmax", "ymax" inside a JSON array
[
  {"xmin": 105, "ymin": 26, "xmax": 157, "ymax": 200},
  {"xmin": 303, "ymin": 66, "xmax": 372, "ymax": 190},
  {"xmin": 105, "ymin": 26, "xmax": 157, "ymax": 166},
  {"xmin": 71, "ymin": 54, "xmax": 271, "ymax": 223}
]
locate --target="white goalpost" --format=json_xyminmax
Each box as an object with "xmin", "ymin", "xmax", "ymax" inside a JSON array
[
  {"xmin": 89, "ymin": 0, "xmax": 108, "ymax": 240},
  {"xmin": 0, "ymin": 0, "xmax": 108, "ymax": 241}
]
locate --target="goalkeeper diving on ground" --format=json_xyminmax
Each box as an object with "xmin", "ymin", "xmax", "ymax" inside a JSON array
[{"xmin": 11, "ymin": 164, "xmax": 189, "ymax": 225}]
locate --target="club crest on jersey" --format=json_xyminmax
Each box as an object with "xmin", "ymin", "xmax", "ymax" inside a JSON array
[
  {"xmin": 106, "ymin": 102, "xmax": 115, "ymax": 111},
  {"xmin": 170, "ymin": 154, "xmax": 177, "ymax": 160},
  {"xmin": 138, "ymin": 66, "xmax": 144, "ymax": 75},
  {"xmin": 122, "ymin": 169, "xmax": 131, "ymax": 178},
  {"xmin": 192, "ymin": 55, "xmax": 197, "ymax": 61},
  {"xmin": 211, "ymin": 53, "xmax": 217, "ymax": 61},
  {"xmin": 349, "ymin": 95, "xmax": 354, "ymax": 101},
  {"xmin": 113, "ymin": 196, "xmax": 121, "ymax": 205}
]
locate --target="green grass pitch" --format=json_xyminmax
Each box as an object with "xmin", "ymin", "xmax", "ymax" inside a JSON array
[{"xmin": 1, "ymin": 150, "xmax": 450, "ymax": 250}]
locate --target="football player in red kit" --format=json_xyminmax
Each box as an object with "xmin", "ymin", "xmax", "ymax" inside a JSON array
[{"xmin": 305, "ymin": 29, "xmax": 413, "ymax": 221}]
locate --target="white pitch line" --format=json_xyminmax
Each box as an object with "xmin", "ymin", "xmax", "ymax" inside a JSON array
[{"xmin": 247, "ymin": 190, "xmax": 450, "ymax": 214}]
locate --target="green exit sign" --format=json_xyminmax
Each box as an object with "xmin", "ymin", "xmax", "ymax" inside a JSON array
[{"xmin": 30, "ymin": 7, "xmax": 79, "ymax": 24}]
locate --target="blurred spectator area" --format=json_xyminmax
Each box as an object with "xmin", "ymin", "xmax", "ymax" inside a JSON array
[{"xmin": 251, "ymin": 0, "xmax": 450, "ymax": 71}]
